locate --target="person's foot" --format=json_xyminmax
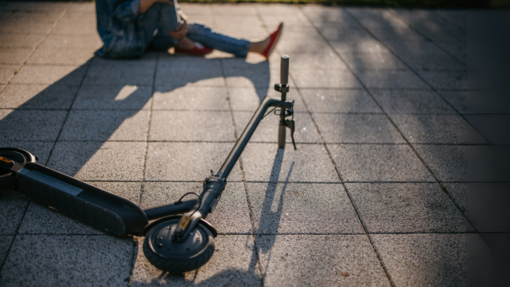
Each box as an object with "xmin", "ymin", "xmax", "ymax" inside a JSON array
[
  {"xmin": 260, "ymin": 23, "xmax": 283, "ymax": 58},
  {"xmin": 174, "ymin": 41, "xmax": 213, "ymax": 56}
]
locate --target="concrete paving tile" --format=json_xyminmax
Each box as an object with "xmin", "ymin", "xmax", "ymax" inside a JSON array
[
  {"xmin": 330, "ymin": 38, "xmax": 391, "ymax": 54},
  {"xmin": 438, "ymin": 90, "xmax": 472, "ymax": 114},
  {"xmin": 18, "ymin": 182, "xmax": 142, "ymax": 235},
  {"xmin": 0, "ymin": 188, "xmax": 30, "ymax": 235},
  {"xmin": 0, "ymin": 84, "xmax": 79, "ymax": 109},
  {"xmin": 158, "ymin": 55, "xmax": 221, "ymax": 70},
  {"xmin": 372, "ymin": 234, "xmax": 467, "ymax": 286},
  {"xmin": 211, "ymin": 3, "xmax": 259, "ymax": 15},
  {"xmin": 141, "ymin": 182, "xmax": 251, "ymax": 234},
  {"xmin": 467, "ymin": 146, "xmax": 510, "ymax": 182},
  {"xmin": 3, "ymin": 11, "xmax": 63, "ymax": 23},
  {"xmin": 292, "ymin": 69, "xmax": 362, "ymax": 89},
  {"xmin": 0, "ymin": 34, "xmax": 44, "ymax": 48},
  {"xmin": 314, "ymin": 114, "xmax": 405, "ymax": 143},
  {"xmin": 302, "ymin": 6, "xmax": 360, "ymax": 27},
  {"xmin": 382, "ymin": 39, "xmax": 446, "ymax": 55},
  {"xmin": 399, "ymin": 53, "xmax": 466, "ymax": 71},
  {"xmin": 257, "ymin": 235, "xmax": 390, "ymax": 286},
  {"xmin": 0, "ymin": 65, "xmax": 17, "ymax": 84},
  {"xmin": 241, "ymin": 143, "xmax": 340, "ymax": 183},
  {"xmin": 347, "ymin": 8, "xmax": 408, "ymax": 28},
  {"xmin": 346, "ymin": 183, "xmax": 470, "ymax": 232},
  {"xmin": 464, "ymin": 183, "xmax": 510, "ymax": 232},
  {"xmin": 246, "ymin": 183, "xmax": 363, "ymax": 234},
  {"xmin": 47, "ymin": 141, "xmax": 146, "ymax": 180},
  {"xmin": 322, "ymin": 27, "xmax": 376, "ymax": 43},
  {"xmin": 435, "ymin": 42, "xmax": 467, "ymax": 62},
  {"xmin": 391, "ymin": 114, "xmax": 487, "ymax": 144},
  {"xmin": 274, "ymin": 52, "xmax": 349, "ymax": 70},
  {"xmin": 40, "ymin": 34, "xmax": 103, "ymax": 49},
  {"xmin": 27, "ymin": 47, "xmax": 95, "ymax": 65},
  {"xmin": 0, "ymin": 48, "xmax": 32, "ymax": 64},
  {"xmin": 256, "ymin": 3, "xmax": 302, "ymax": 15},
  {"xmin": 228, "ymin": 86, "xmax": 306, "ymax": 113},
  {"xmin": 68, "ymin": 2, "xmax": 96, "ymax": 13},
  {"xmin": 367, "ymin": 26, "xmax": 427, "ymax": 42},
  {"xmin": 0, "ymin": 22, "xmax": 54, "ymax": 34},
  {"xmin": 0, "ymin": 235, "xmax": 13, "ymax": 265},
  {"xmin": 465, "ymin": 115, "xmax": 510, "ymax": 145},
  {"xmin": 418, "ymin": 70, "xmax": 470, "ymax": 90},
  {"xmin": 356, "ymin": 70, "xmax": 429, "ymax": 89},
  {"xmin": 144, "ymin": 142, "xmax": 243, "ymax": 182},
  {"xmin": 300, "ymin": 89, "xmax": 382, "ymax": 113},
  {"xmin": 72, "ymin": 84, "xmax": 153, "ymax": 110},
  {"xmin": 149, "ymin": 111, "xmax": 234, "ymax": 142},
  {"xmin": 329, "ymin": 144, "xmax": 435, "ymax": 182},
  {"xmin": 60, "ymin": 110, "xmax": 150, "ymax": 141},
  {"xmin": 130, "ymin": 235, "xmax": 261, "ymax": 286},
  {"xmin": 12, "ymin": 2, "xmax": 70, "ymax": 12},
  {"xmin": 0, "ymin": 235, "xmax": 134, "ymax": 286},
  {"xmin": 0, "ymin": 140, "xmax": 54, "ymax": 165},
  {"xmin": 233, "ymin": 111, "xmax": 321, "ymax": 144},
  {"xmin": 342, "ymin": 53, "xmax": 408, "ymax": 70},
  {"xmin": 413, "ymin": 144, "xmax": 466, "ymax": 182},
  {"xmin": 153, "ymin": 86, "xmax": 228, "ymax": 111},
  {"xmin": 52, "ymin": 18, "xmax": 98, "ymax": 35},
  {"xmin": 371, "ymin": 89, "xmax": 455, "ymax": 114},
  {"xmin": 223, "ymin": 65, "xmax": 278, "ymax": 89},
  {"xmin": 442, "ymin": 183, "xmax": 466, "ymax": 215},
  {"xmin": 155, "ymin": 67, "xmax": 224, "ymax": 88},
  {"xmin": 84, "ymin": 59, "xmax": 156, "ymax": 86},
  {"xmin": 11, "ymin": 64, "xmax": 88, "ymax": 85},
  {"xmin": 0, "ymin": 109, "xmax": 67, "ymax": 141}
]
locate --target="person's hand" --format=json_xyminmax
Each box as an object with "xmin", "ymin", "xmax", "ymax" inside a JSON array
[{"xmin": 167, "ymin": 22, "xmax": 188, "ymax": 39}]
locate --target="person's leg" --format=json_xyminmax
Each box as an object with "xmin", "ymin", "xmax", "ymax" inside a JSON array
[
  {"xmin": 142, "ymin": 2, "xmax": 181, "ymax": 50},
  {"xmin": 186, "ymin": 23, "xmax": 251, "ymax": 57}
]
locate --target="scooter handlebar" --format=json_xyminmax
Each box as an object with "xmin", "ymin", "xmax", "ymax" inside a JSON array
[{"xmin": 280, "ymin": 55, "xmax": 289, "ymax": 85}]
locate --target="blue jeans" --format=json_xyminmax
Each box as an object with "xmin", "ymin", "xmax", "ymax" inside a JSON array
[{"xmin": 142, "ymin": 2, "xmax": 250, "ymax": 57}]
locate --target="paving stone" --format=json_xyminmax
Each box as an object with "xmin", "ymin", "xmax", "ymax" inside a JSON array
[
  {"xmin": 298, "ymin": 88, "xmax": 382, "ymax": 114},
  {"xmin": 130, "ymin": 235, "xmax": 261, "ymax": 286},
  {"xmin": 443, "ymin": 183, "xmax": 466, "ymax": 215},
  {"xmin": 372, "ymin": 234, "xmax": 467, "ymax": 286},
  {"xmin": 418, "ymin": 70, "xmax": 470, "ymax": 90},
  {"xmin": 0, "ymin": 235, "xmax": 134, "ymax": 286},
  {"xmin": 367, "ymin": 26, "xmax": 427, "ymax": 41},
  {"xmin": 0, "ymin": 34, "xmax": 44, "ymax": 48},
  {"xmin": 145, "ymin": 142, "xmax": 243, "ymax": 182},
  {"xmin": 390, "ymin": 114, "xmax": 488, "ymax": 144},
  {"xmin": 233, "ymin": 111, "xmax": 321, "ymax": 144},
  {"xmin": 302, "ymin": 6, "xmax": 360, "ymax": 27},
  {"xmin": 0, "ymin": 48, "xmax": 32, "ymax": 64},
  {"xmin": 322, "ymin": 27, "xmax": 375, "ymax": 43},
  {"xmin": 246, "ymin": 183, "xmax": 363, "ymax": 234},
  {"xmin": 356, "ymin": 70, "xmax": 429, "ymax": 89},
  {"xmin": 465, "ymin": 115, "xmax": 510, "ymax": 145},
  {"xmin": 464, "ymin": 183, "xmax": 510, "ymax": 232},
  {"xmin": 241, "ymin": 143, "xmax": 340, "ymax": 183},
  {"xmin": 0, "ymin": 65, "xmax": 17, "ymax": 84},
  {"xmin": 0, "ymin": 109, "xmax": 67, "ymax": 141},
  {"xmin": 399, "ymin": 53, "xmax": 466, "ymax": 71},
  {"xmin": 141, "ymin": 182, "xmax": 252, "ymax": 234},
  {"xmin": 153, "ymin": 86, "xmax": 228, "ymax": 111},
  {"xmin": 11, "ymin": 64, "xmax": 88, "ymax": 85},
  {"xmin": 84, "ymin": 57, "xmax": 156, "ymax": 86},
  {"xmin": 228, "ymin": 87, "xmax": 306, "ymax": 113},
  {"xmin": 346, "ymin": 8, "xmax": 408, "ymax": 28},
  {"xmin": 73, "ymin": 84, "xmax": 153, "ymax": 110},
  {"xmin": 0, "ymin": 235, "xmax": 13, "ymax": 266},
  {"xmin": 313, "ymin": 114, "xmax": 405, "ymax": 143},
  {"xmin": 224, "ymin": 65, "xmax": 281, "ymax": 89},
  {"xmin": 346, "ymin": 183, "xmax": 470, "ymax": 232},
  {"xmin": 0, "ymin": 188, "xmax": 30, "ymax": 235},
  {"xmin": 329, "ymin": 144, "xmax": 434, "ymax": 182},
  {"xmin": 0, "ymin": 84, "xmax": 79, "ymax": 109},
  {"xmin": 11, "ymin": 2, "xmax": 70, "ymax": 12},
  {"xmin": 435, "ymin": 42, "xmax": 467, "ymax": 63},
  {"xmin": 292, "ymin": 69, "xmax": 362, "ymax": 89},
  {"xmin": 330, "ymin": 38, "xmax": 391, "ymax": 54},
  {"xmin": 413, "ymin": 144, "xmax": 466, "ymax": 182},
  {"xmin": 52, "ymin": 18, "xmax": 97, "ymax": 35},
  {"xmin": 467, "ymin": 146, "xmax": 510, "ymax": 182},
  {"xmin": 40, "ymin": 34, "xmax": 103, "ymax": 49},
  {"xmin": 3, "ymin": 11, "xmax": 63, "ymax": 23},
  {"xmin": 371, "ymin": 89, "xmax": 455, "ymax": 114},
  {"xmin": 27, "ymin": 47, "xmax": 95, "ymax": 65},
  {"xmin": 149, "ymin": 110, "xmax": 234, "ymax": 142},
  {"xmin": 257, "ymin": 235, "xmax": 390, "ymax": 286},
  {"xmin": 341, "ymin": 53, "xmax": 408, "ymax": 70},
  {"xmin": 18, "ymin": 182, "xmax": 142, "ymax": 235},
  {"xmin": 0, "ymin": 140, "xmax": 54, "ymax": 165},
  {"xmin": 438, "ymin": 90, "xmax": 473, "ymax": 114},
  {"xmin": 155, "ymin": 65, "xmax": 224, "ymax": 88},
  {"xmin": 382, "ymin": 39, "xmax": 447, "ymax": 55},
  {"xmin": 0, "ymin": 22, "xmax": 54, "ymax": 34},
  {"xmin": 47, "ymin": 141, "xmax": 146, "ymax": 181},
  {"xmin": 68, "ymin": 2, "xmax": 96, "ymax": 13},
  {"xmin": 60, "ymin": 110, "xmax": 149, "ymax": 141}
]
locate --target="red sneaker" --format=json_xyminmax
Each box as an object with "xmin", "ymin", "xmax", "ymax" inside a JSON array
[
  {"xmin": 174, "ymin": 42, "xmax": 213, "ymax": 56},
  {"xmin": 261, "ymin": 23, "xmax": 283, "ymax": 59}
]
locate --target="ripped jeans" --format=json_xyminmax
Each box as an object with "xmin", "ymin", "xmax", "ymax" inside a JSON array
[{"xmin": 142, "ymin": 1, "xmax": 250, "ymax": 57}]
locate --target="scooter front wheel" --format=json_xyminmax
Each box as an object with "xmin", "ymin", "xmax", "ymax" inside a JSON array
[
  {"xmin": 0, "ymin": 147, "xmax": 37, "ymax": 189},
  {"xmin": 143, "ymin": 219, "xmax": 215, "ymax": 273}
]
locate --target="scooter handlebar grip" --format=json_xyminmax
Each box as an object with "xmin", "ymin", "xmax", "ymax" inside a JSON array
[{"xmin": 280, "ymin": 55, "xmax": 289, "ymax": 85}]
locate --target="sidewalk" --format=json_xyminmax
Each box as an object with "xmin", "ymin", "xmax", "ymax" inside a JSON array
[{"xmin": 0, "ymin": 2, "xmax": 473, "ymax": 286}]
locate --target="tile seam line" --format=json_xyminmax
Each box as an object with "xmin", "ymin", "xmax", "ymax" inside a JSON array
[
  {"xmin": 127, "ymin": 51, "xmax": 161, "ymax": 287},
  {"xmin": 341, "ymin": 8, "xmax": 479, "ymax": 231},
  {"xmin": 0, "ymin": 4, "xmax": 72, "ymax": 275}
]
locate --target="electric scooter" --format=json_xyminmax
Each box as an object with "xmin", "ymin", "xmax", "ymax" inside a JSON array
[{"xmin": 0, "ymin": 56, "xmax": 296, "ymax": 273}]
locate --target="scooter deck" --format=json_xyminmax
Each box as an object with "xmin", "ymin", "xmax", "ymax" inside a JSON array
[{"xmin": 16, "ymin": 163, "xmax": 148, "ymax": 236}]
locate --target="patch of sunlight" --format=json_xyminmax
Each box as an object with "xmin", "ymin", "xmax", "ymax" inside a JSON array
[{"xmin": 114, "ymin": 85, "xmax": 138, "ymax": 101}]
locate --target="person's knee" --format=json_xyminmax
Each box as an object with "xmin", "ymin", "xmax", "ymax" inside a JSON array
[{"xmin": 187, "ymin": 23, "xmax": 210, "ymax": 36}]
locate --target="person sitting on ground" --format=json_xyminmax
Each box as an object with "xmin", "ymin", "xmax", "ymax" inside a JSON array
[{"xmin": 95, "ymin": 0, "xmax": 283, "ymax": 58}]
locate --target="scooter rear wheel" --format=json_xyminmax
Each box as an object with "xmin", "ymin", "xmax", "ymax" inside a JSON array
[
  {"xmin": 143, "ymin": 219, "xmax": 215, "ymax": 273},
  {"xmin": 0, "ymin": 147, "xmax": 37, "ymax": 189}
]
